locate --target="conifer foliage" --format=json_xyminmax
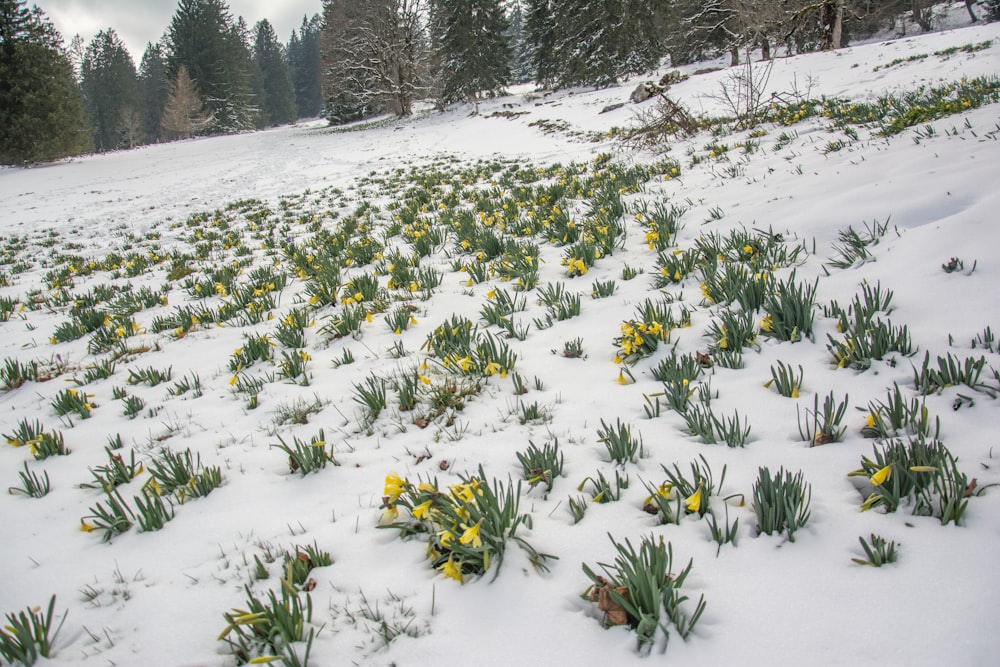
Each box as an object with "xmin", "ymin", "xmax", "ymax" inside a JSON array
[
  {"xmin": 166, "ymin": 0, "xmax": 256, "ymax": 133},
  {"xmin": 251, "ymin": 19, "xmax": 296, "ymax": 128},
  {"xmin": 81, "ymin": 29, "xmax": 142, "ymax": 151},
  {"xmin": 428, "ymin": 0, "xmax": 512, "ymax": 105},
  {"xmin": 0, "ymin": 0, "xmax": 90, "ymax": 164},
  {"xmin": 139, "ymin": 42, "xmax": 171, "ymax": 143},
  {"xmin": 287, "ymin": 14, "xmax": 323, "ymax": 118}
]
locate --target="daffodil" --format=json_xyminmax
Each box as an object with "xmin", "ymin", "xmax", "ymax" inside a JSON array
[
  {"xmin": 412, "ymin": 500, "xmax": 433, "ymax": 519},
  {"xmin": 451, "ymin": 483, "xmax": 475, "ymax": 503},
  {"xmin": 869, "ymin": 464, "xmax": 892, "ymax": 486},
  {"xmin": 440, "ymin": 557, "xmax": 463, "ymax": 582},
  {"xmin": 384, "ymin": 472, "xmax": 408, "ymax": 504},
  {"xmin": 459, "ymin": 520, "xmax": 483, "ymax": 548},
  {"xmin": 685, "ymin": 485, "xmax": 703, "ymax": 513}
]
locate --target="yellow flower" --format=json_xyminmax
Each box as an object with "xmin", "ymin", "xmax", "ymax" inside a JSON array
[
  {"xmin": 384, "ymin": 472, "xmax": 408, "ymax": 504},
  {"xmin": 685, "ymin": 485, "xmax": 703, "ymax": 513},
  {"xmin": 380, "ymin": 506, "xmax": 400, "ymax": 523},
  {"xmin": 438, "ymin": 529, "xmax": 456, "ymax": 547},
  {"xmin": 484, "ymin": 361, "xmax": 501, "ymax": 376},
  {"xmin": 760, "ymin": 315, "xmax": 773, "ymax": 332},
  {"xmin": 79, "ymin": 519, "xmax": 96, "ymax": 533},
  {"xmin": 869, "ymin": 464, "xmax": 892, "ymax": 486},
  {"xmin": 459, "ymin": 520, "xmax": 483, "ymax": 548},
  {"xmin": 790, "ymin": 385, "xmax": 799, "ymax": 399},
  {"xmin": 451, "ymin": 483, "xmax": 475, "ymax": 503},
  {"xmin": 440, "ymin": 557, "xmax": 463, "ymax": 582},
  {"xmin": 412, "ymin": 500, "xmax": 433, "ymax": 519}
]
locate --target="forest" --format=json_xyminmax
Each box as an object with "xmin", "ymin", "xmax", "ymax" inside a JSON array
[{"xmin": 1, "ymin": 0, "xmax": 996, "ymax": 165}]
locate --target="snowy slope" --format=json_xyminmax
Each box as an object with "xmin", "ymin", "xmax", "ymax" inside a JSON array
[{"xmin": 2, "ymin": 9, "xmax": 999, "ymax": 667}]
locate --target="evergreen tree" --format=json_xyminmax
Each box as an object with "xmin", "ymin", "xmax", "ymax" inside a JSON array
[
  {"xmin": 987, "ymin": 0, "xmax": 1000, "ymax": 21},
  {"xmin": 139, "ymin": 42, "xmax": 170, "ymax": 143},
  {"xmin": 81, "ymin": 29, "xmax": 142, "ymax": 151},
  {"xmin": 287, "ymin": 14, "xmax": 323, "ymax": 118},
  {"xmin": 0, "ymin": 0, "xmax": 91, "ymax": 164},
  {"xmin": 548, "ymin": 0, "xmax": 665, "ymax": 88},
  {"xmin": 507, "ymin": 1, "xmax": 533, "ymax": 84},
  {"xmin": 252, "ymin": 19, "xmax": 296, "ymax": 127},
  {"xmin": 525, "ymin": 0, "xmax": 557, "ymax": 86},
  {"xmin": 428, "ymin": 0, "xmax": 512, "ymax": 105},
  {"xmin": 165, "ymin": 0, "xmax": 256, "ymax": 133},
  {"xmin": 161, "ymin": 64, "xmax": 214, "ymax": 139}
]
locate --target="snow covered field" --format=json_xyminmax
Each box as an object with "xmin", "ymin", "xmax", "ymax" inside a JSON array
[{"xmin": 2, "ymin": 8, "xmax": 1000, "ymax": 667}]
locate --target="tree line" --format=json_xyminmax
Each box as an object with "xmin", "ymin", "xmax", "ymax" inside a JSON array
[{"xmin": 1, "ymin": 0, "xmax": 996, "ymax": 165}]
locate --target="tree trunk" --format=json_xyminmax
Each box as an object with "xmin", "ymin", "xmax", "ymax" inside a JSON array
[
  {"xmin": 730, "ymin": 46, "xmax": 739, "ymax": 67},
  {"xmin": 965, "ymin": 0, "xmax": 978, "ymax": 22},
  {"xmin": 761, "ymin": 37, "xmax": 771, "ymax": 61},
  {"xmin": 821, "ymin": 0, "xmax": 845, "ymax": 51}
]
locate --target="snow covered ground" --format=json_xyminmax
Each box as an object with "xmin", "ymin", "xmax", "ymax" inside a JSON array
[{"xmin": 2, "ymin": 6, "xmax": 1000, "ymax": 666}]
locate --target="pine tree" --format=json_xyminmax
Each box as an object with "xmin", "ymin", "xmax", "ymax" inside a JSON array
[
  {"xmin": 161, "ymin": 64, "xmax": 214, "ymax": 139},
  {"xmin": 139, "ymin": 42, "xmax": 170, "ymax": 143},
  {"xmin": 166, "ymin": 0, "xmax": 256, "ymax": 133},
  {"xmin": 428, "ymin": 0, "xmax": 512, "ymax": 105},
  {"xmin": 507, "ymin": 1, "xmax": 533, "ymax": 84},
  {"xmin": 81, "ymin": 28, "xmax": 142, "ymax": 151},
  {"xmin": 987, "ymin": 0, "xmax": 1000, "ymax": 21},
  {"xmin": 287, "ymin": 14, "xmax": 323, "ymax": 118},
  {"xmin": 0, "ymin": 0, "xmax": 91, "ymax": 164},
  {"xmin": 525, "ymin": 0, "xmax": 557, "ymax": 87},
  {"xmin": 251, "ymin": 19, "xmax": 296, "ymax": 127},
  {"xmin": 548, "ymin": 0, "xmax": 665, "ymax": 88}
]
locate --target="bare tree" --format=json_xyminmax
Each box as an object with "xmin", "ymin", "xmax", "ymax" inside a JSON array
[
  {"xmin": 321, "ymin": 0, "xmax": 428, "ymax": 123},
  {"xmin": 161, "ymin": 65, "xmax": 215, "ymax": 139}
]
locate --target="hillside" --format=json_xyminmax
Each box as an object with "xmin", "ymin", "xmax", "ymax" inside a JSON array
[{"xmin": 2, "ymin": 13, "xmax": 999, "ymax": 667}]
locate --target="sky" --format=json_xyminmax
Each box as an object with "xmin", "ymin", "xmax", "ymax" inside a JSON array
[{"xmin": 37, "ymin": 0, "xmax": 322, "ymax": 60}]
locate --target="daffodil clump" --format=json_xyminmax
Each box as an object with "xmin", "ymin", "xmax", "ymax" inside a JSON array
[
  {"xmin": 379, "ymin": 469, "xmax": 552, "ymax": 583},
  {"xmin": 850, "ymin": 435, "xmax": 972, "ymax": 524},
  {"xmin": 421, "ymin": 317, "xmax": 517, "ymax": 379}
]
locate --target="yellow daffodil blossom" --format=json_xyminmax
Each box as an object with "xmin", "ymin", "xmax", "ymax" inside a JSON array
[
  {"xmin": 438, "ymin": 529, "xmax": 456, "ymax": 547},
  {"xmin": 790, "ymin": 385, "xmax": 800, "ymax": 398},
  {"xmin": 450, "ymin": 483, "xmax": 475, "ymax": 504},
  {"xmin": 644, "ymin": 482, "xmax": 673, "ymax": 504},
  {"xmin": 380, "ymin": 506, "xmax": 399, "ymax": 523},
  {"xmin": 869, "ymin": 464, "xmax": 892, "ymax": 486},
  {"xmin": 909, "ymin": 465, "xmax": 938, "ymax": 473},
  {"xmin": 484, "ymin": 361, "xmax": 501, "ymax": 376},
  {"xmin": 459, "ymin": 520, "xmax": 483, "ymax": 548},
  {"xmin": 383, "ymin": 472, "xmax": 409, "ymax": 504},
  {"xmin": 685, "ymin": 485, "xmax": 703, "ymax": 513},
  {"xmin": 617, "ymin": 369, "xmax": 629, "ymax": 385},
  {"xmin": 417, "ymin": 481, "xmax": 437, "ymax": 493},
  {"xmin": 440, "ymin": 557, "xmax": 463, "ymax": 582},
  {"xmin": 80, "ymin": 519, "xmax": 96, "ymax": 533},
  {"xmin": 412, "ymin": 500, "xmax": 433, "ymax": 519}
]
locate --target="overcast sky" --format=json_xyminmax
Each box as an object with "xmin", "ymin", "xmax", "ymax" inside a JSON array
[{"xmin": 38, "ymin": 0, "xmax": 323, "ymax": 60}]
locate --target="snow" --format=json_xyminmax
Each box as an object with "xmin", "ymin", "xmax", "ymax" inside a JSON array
[{"xmin": 2, "ymin": 7, "xmax": 1000, "ymax": 666}]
